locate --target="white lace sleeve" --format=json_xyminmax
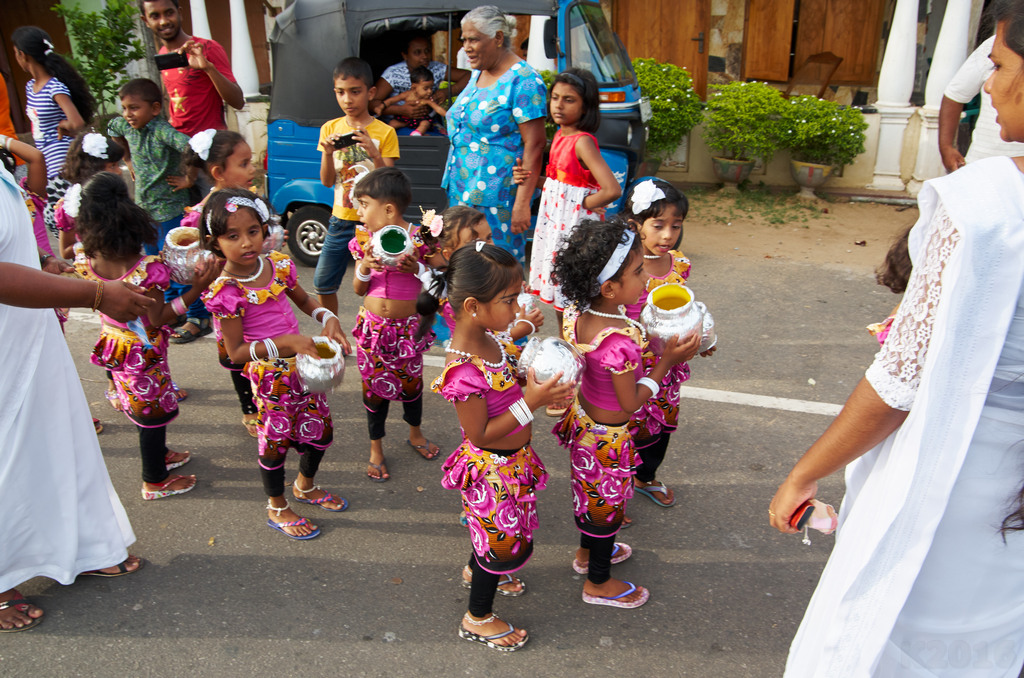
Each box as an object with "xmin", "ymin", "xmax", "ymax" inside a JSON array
[{"xmin": 865, "ymin": 204, "xmax": 961, "ymax": 410}]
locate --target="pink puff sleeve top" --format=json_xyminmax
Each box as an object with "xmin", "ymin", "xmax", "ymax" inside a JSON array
[
  {"xmin": 349, "ymin": 224, "xmax": 436, "ymax": 301},
  {"xmin": 202, "ymin": 252, "xmax": 300, "ymax": 341}
]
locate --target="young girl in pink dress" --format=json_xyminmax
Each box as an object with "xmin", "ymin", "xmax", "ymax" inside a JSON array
[
  {"xmin": 201, "ymin": 189, "xmax": 350, "ymax": 540},
  {"xmin": 73, "ymin": 172, "xmax": 215, "ymax": 500},
  {"xmin": 55, "ymin": 132, "xmax": 125, "ymax": 259},
  {"xmin": 525, "ymin": 69, "xmax": 621, "ymax": 315},
  {"xmin": 433, "ymin": 242, "xmax": 572, "ymax": 651},
  {"xmin": 552, "ymin": 218, "xmax": 699, "ymax": 608},
  {"xmin": 624, "ymin": 179, "xmax": 715, "ymax": 510}
]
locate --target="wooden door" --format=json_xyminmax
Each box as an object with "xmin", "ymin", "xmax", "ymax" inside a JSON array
[
  {"xmin": 794, "ymin": 0, "xmax": 885, "ymax": 85},
  {"xmin": 743, "ymin": 0, "xmax": 797, "ymax": 81},
  {"xmin": 613, "ymin": 0, "xmax": 711, "ymax": 97}
]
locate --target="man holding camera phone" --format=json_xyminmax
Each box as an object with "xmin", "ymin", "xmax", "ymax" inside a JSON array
[{"xmin": 140, "ymin": 0, "xmax": 244, "ymax": 136}]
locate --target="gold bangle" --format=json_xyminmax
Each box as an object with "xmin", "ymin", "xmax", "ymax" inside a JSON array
[{"xmin": 91, "ymin": 280, "xmax": 104, "ymax": 311}]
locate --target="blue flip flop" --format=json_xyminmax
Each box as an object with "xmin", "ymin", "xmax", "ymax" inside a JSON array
[
  {"xmin": 634, "ymin": 481, "xmax": 675, "ymax": 507},
  {"xmin": 266, "ymin": 517, "xmax": 320, "ymax": 540},
  {"xmin": 292, "ymin": 483, "xmax": 348, "ymax": 512},
  {"xmin": 582, "ymin": 580, "xmax": 650, "ymax": 608}
]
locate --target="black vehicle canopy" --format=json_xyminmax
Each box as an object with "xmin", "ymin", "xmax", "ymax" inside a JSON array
[{"xmin": 269, "ymin": 0, "xmax": 559, "ymax": 126}]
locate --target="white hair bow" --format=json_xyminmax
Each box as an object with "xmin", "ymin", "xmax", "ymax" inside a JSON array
[
  {"xmin": 189, "ymin": 128, "xmax": 217, "ymax": 161},
  {"xmin": 630, "ymin": 179, "xmax": 666, "ymax": 214},
  {"xmin": 82, "ymin": 133, "xmax": 108, "ymax": 159}
]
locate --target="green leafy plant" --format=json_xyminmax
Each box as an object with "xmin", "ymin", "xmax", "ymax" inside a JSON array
[
  {"xmin": 632, "ymin": 58, "xmax": 703, "ymax": 160},
  {"xmin": 702, "ymin": 81, "xmax": 787, "ymax": 162},
  {"xmin": 53, "ymin": 0, "xmax": 146, "ymax": 117},
  {"xmin": 781, "ymin": 95, "xmax": 868, "ymax": 166}
]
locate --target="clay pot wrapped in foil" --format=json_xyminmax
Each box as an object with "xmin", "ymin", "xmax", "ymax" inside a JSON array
[
  {"xmin": 296, "ymin": 337, "xmax": 346, "ymax": 393},
  {"xmin": 163, "ymin": 226, "xmax": 215, "ymax": 284},
  {"xmin": 517, "ymin": 291, "xmax": 537, "ymax": 315},
  {"xmin": 640, "ymin": 283, "xmax": 704, "ymax": 355},
  {"xmin": 518, "ymin": 336, "xmax": 585, "ymax": 391},
  {"xmin": 370, "ymin": 225, "xmax": 414, "ymax": 269},
  {"xmin": 263, "ymin": 214, "xmax": 285, "ymax": 254},
  {"xmin": 694, "ymin": 301, "xmax": 717, "ymax": 352}
]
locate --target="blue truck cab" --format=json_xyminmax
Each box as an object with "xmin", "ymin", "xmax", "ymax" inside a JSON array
[{"xmin": 267, "ymin": 0, "xmax": 648, "ymax": 266}]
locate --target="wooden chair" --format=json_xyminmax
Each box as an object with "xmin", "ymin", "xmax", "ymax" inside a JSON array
[{"xmin": 783, "ymin": 52, "xmax": 844, "ymax": 99}]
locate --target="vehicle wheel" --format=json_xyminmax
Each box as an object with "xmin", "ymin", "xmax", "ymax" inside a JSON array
[{"xmin": 286, "ymin": 205, "xmax": 330, "ymax": 267}]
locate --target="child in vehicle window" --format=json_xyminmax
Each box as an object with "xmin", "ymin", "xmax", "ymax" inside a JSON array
[{"xmin": 382, "ymin": 66, "xmax": 447, "ymax": 136}]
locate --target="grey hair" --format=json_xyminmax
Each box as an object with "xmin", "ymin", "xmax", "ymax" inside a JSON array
[{"xmin": 462, "ymin": 5, "xmax": 517, "ymax": 49}]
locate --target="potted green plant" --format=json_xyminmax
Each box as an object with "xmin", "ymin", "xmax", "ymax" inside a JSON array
[
  {"xmin": 702, "ymin": 81, "xmax": 787, "ymax": 188},
  {"xmin": 781, "ymin": 95, "xmax": 868, "ymax": 198},
  {"xmin": 632, "ymin": 58, "xmax": 703, "ymax": 170}
]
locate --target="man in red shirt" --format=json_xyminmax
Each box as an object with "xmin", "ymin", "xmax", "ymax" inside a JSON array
[{"xmin": 139, "ymin": 0, "xmax": 244, "ymax": 135}]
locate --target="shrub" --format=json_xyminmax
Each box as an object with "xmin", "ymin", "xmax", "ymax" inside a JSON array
[
  {"xmin": 702, "ymin": 81, "xmax": 787, "ymax": 162},
  {"xmin": 781, "ymin": 95, "xmax": 868, "ymax": 166},
  {"xmin": 632, "ymin": 58, "xmax": 703, "ymax": 159}
]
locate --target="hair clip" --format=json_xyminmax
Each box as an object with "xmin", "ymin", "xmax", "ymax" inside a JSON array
[
  {"xmin": 42, "ymin": 39, "xmax": 54, "ymax": 56},
  {"xmin": 82, "ymin": 133, "xmax": 109, "ymax": 160},
  {"xmin": 62, "ymin": 183, "xmax": 82, "ymax": 219},
  {"xmin": 476, "ymin": 240, "xmax": 486, "ymax": 252},
  {"xmin": 189, "ymin": 129, "xmax": 217, "ymax": 161}
]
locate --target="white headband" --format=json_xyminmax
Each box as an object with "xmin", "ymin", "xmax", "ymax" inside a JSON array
[
  {"xmin": 208, "ymin": 196, "xmax": 270, "ymax": 230},
  {"xmin": 82, "ymin": 133, "xmax": 108, "ymax": 159},
  {"xmin": 630, "ymin": 179, "xmax": 666, "ymax": 214},
  {"xmin": 62, "ymin": 183, "xmax": 82, "ymax": 219},
  {"xmin": 189, "ymin": 129, "xmax": 217, "ymax": 161},
  {"xmin": 597, "ymin": 230, "xmax": 635, "ymax": 284}
]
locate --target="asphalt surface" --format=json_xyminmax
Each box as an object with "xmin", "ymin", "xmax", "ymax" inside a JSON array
[{"xmin": 0, "ymin": 239, "xmax": 895, "ymax": 677}]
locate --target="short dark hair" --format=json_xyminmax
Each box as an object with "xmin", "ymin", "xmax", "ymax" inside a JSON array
[
  {"xmin": 119, "ymin": 78, "xmax": 162, "ymax": 104},
  {"xmin": 352, "ymin": 167, "xmax": 412, "ymax": 213},
  {"xmin": 409, "ymin": 66, "xmax": 434, "ymax": 85},
  {"xmin": 445, "ymin": 243, "xmax": 523, "ymax": 317},
  {"xmin": 549, "ymin": 68, "xmax": 600, "ymax": 134},
  {"xmin": 553, "ymin": 217, "xmax": 640, "ymax": 308},
  {"xmin": 138, "ymin": 0, "xmax": 179, "ymax": 13},
  {"xmin": 332, "ymin": 57, "xmax": 374, "ymax": 87}
]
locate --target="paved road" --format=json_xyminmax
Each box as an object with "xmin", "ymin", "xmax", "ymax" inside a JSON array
[{"xmin": 0, "ymin": 240, "xmax": 894, "ymax": 677}]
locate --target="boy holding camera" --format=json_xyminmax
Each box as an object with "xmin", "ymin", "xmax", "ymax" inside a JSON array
[{"xmin": 314, "ymin": 57, "xmax": 399, "ymax": 316}]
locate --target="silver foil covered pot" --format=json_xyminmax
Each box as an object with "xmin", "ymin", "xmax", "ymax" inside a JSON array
[
  {"xmin": 518, "ymin": 336, "xmax": 585, "ymax": 390},
  {"xmin": 296, "ymin": 337, "xmax": 346, "ymax": 393},
  {"xmin": 370, "ymin": 225, "xmax": 414, "ymax": 269},
  {"xmin": 163, "ymin": 226, "xmax": 215, "ymax": 284},
  {"xmin": 694, "ymin": 301, "xmax": 717, "ymax": 352},
  {"xmin": 640, "ymin": 283, "xmax": 704, "ymax": 355},
  {"xmin": 263, "ymin": 214, "xmax": 285, "ymax": 254}
]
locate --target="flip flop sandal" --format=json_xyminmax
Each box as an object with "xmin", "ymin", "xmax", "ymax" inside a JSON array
[
  {"xmin": 172, "ymin": 382, "xmax": 188, "ymax": 402},
  {"xmin": 93, "ymin": 418, "xmax": 103, "ymax": 434},
  {"xmin": 267, "ymin": 517, "xmax": 321, "ymax": 540},
  {"xmin": 165, "ymin": 450, "xmax": 191, "ymax": 471},
  {"xmin": 293, "ymin": 482, "xmax": 348, "ymax": 512},
  {"xmin": 582, "ymin": 581, "xmax": 650, "ymax": 609},
  {"xmin": 105, "ymin": 388, "xmax": 123, "ymax": 411},
  {"xmin": 572, "ymin": 542, "xmax": 633, "ymax": 574},
  {"xmin": 367, "ymin": 460, "xmax": 390, "ymax": 482},
  {"xmin": 243, "ymin": 417, "xmax": 260, "ymax": 438},
  {"xmin": 142, "ymin": 474, "xmax": 196, "ymax": 501},
  {"xmin": 79, "ymin": 556, "xmax": 146, "ymax": 578},
  {"xmin": 407, "ymin": 438, "xmax": 440, "ymax": 460},
  {"xmin": 0, "ymin": 592, "xmax": 43, "ymax": 633},
  {"xmin": 634, "ymin": 481, "xmax": 676, "ymax": 507},
  {"xmin": 461, "ymin": 568, "xmax": 526, "ymax": 597},
  {"xmin": 457, "ymin": 615, "xmax": 528, "ymax": 652}
]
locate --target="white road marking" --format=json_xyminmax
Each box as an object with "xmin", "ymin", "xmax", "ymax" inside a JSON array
[{"xmin": 422, "ymin": 354, "xmax": 842, "ymax": 416}]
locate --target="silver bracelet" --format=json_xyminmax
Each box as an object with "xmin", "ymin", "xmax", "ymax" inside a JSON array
[
  {"xmin": 249, "ymin": 340, "xmax": 261, "ymax": 363},
  {"xmin": 355, "ymin": 267, "xmax": 372, "ymax": 282},
  {"xmin": 262, "ymin": 338, "xmax": 279, "ymax": 361},
  {"xmin": 508, "ymin": 397, "xmax": 533, "ymax": 426},
  {"xmin": 637, "ymin": 376, "xmax": 660, "ymax": 399},
  {"xmin": 512, "ymin": 318, "xmax": 536, "ymax": 335},
  {"xmin": 311, "ymin": 306, "xmax": 337, "ymax": 326}
]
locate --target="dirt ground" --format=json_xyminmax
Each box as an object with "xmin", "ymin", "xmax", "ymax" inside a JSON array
[{"xmin": 682, "ymin": 188, "xmax": 921, "ymax": 277}]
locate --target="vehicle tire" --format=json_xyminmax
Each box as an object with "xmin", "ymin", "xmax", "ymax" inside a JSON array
[{"xmin": 286, "ymin": 205, "xmax": 330, "ymax": 268}]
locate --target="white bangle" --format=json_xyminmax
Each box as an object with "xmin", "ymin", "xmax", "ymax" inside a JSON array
[
  {"xmin": 512, "ymin": 318, "xmax": 536, "ymax": 335},
  {"xmin": 355, "ymin": 267, "xmax": 372, "ymax": 282},
  {"xmin": 171, "ymin": 296, "xmax": 188, "ymax": 317},
  {"xmin": 508, "ymin": 397, "xmax": 533, "ymax": 426},
  {"xmin": 311, "ymin": 306, "xmax": 337, "ymax": 326},
  {"xmin": 262, "ymin": 338, "xmax": 279, "ymax": 361},
  {"xmin": 249, "ymin": 340, "xmax": 260, "ymax": 363},
  {"xmin": 638, "ymin": 376, "xmax": 660, "ymax": 399}
]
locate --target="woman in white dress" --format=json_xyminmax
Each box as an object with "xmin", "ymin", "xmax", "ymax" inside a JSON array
[
  {"xmin": 0, "ymin": 162, "xmax": 152, "ymax": 632},
  {"xmin": 769, "ymin": 3, "xmax": 1024, "ymax": 675}
]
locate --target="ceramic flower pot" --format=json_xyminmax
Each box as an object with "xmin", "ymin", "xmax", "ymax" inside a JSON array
[
  {"xmin": 163, "ymin": 226, "xmax": 215, "ymax": 284},
  {"xmin": 640, "ymin": 283, "xmax": 704, "ymax": 354},
  {"xmin": 711, "ymin": 156, "xmax": 756, "ymax": 189},
  {"xmin": 789, "ymin": 159, "xmax": 835, "ymax": 199},
  {"xmin": 518, "ymin": 336, "xmax": 585, "ymax": 390},
  {"xmin": 371, "ymin": 225, "xmax": 414, "ymax": 269},
  {"xmin": 296, "ymin": 337, "xmax": 346, "ymax": 393}
]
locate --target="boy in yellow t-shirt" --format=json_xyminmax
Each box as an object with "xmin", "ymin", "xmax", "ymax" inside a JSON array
[{"xmin": 314, "ymin": 57, "xmax": 399, "ymax": 315}]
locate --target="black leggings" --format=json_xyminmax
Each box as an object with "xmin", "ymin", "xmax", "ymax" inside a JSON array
[
  {"xmin": 581, "ymin": 533, "xmax": 616, "ymax": 585},
  {"xmin": 229, "ymin": 369, "xmax": 258, "ymax": 415},
  {"xmin": 467, "ymin": 554, "xmax": 501, "ymax": 618},
  {"xmin": 138, "ymin": 425, "xmax": 169, "ymax": 484},
  {"xmin": 366, "ymin": 396, "xmax": 422, "ymax": 440},
  {"xmin": 259, "ymin": 444, "xmax": 326, "ymax": 497},
  {"xmin": 635, "ymin": 432, "xmax": 671, "ymax": 484}
]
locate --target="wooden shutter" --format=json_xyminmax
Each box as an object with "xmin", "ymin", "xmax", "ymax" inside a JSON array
[
  {"xmin": 742, "ymin": 0, "xmax": 797, "ymax": 82},
  {"xmin": 794, "ymin": 0, "xmax": 885, "ymax": 86}
]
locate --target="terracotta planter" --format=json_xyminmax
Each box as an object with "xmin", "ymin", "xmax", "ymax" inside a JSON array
[
  {"xmin": 711, "ymin": 156, "xmax": 755, "ymax": 189},
  {"xmin": 789, "ymin": 159, "xmax": 835, "ymax": 199}
]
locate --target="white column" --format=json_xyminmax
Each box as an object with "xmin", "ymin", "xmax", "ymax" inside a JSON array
[
  {"xmin": 870, "ymin": 0, "xmax": 919, "ymax": 190},
  {"xmin": 526, "ymin": 17, "xmax": 556, "ymax": 73},
  {"xmin": 909, "ymin": 0, "xmax": 972, "ymax": 195},
  {"xmin": 229, "ymin": 0, "xmax": 260, "ymax": 97},
  {"xmin": 190, "ymin": 0, "xmax": 212, "ymax": 40}
]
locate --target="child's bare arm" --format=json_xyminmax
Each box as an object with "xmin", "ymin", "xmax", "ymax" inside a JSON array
[
  {"xmin": 287, "ymin": 283, "xmax": 351, "ymax": 352},
  {"xmin": 426, "ymin": 100, "xmax": 447, "ymax": 116},
  {"xmin": 575, "ymin": 135, "xmax": 622, "ymax": 212},
  {"xmin": 319, "ymin": 140, "xmax": 336, "ymax": 187}
]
